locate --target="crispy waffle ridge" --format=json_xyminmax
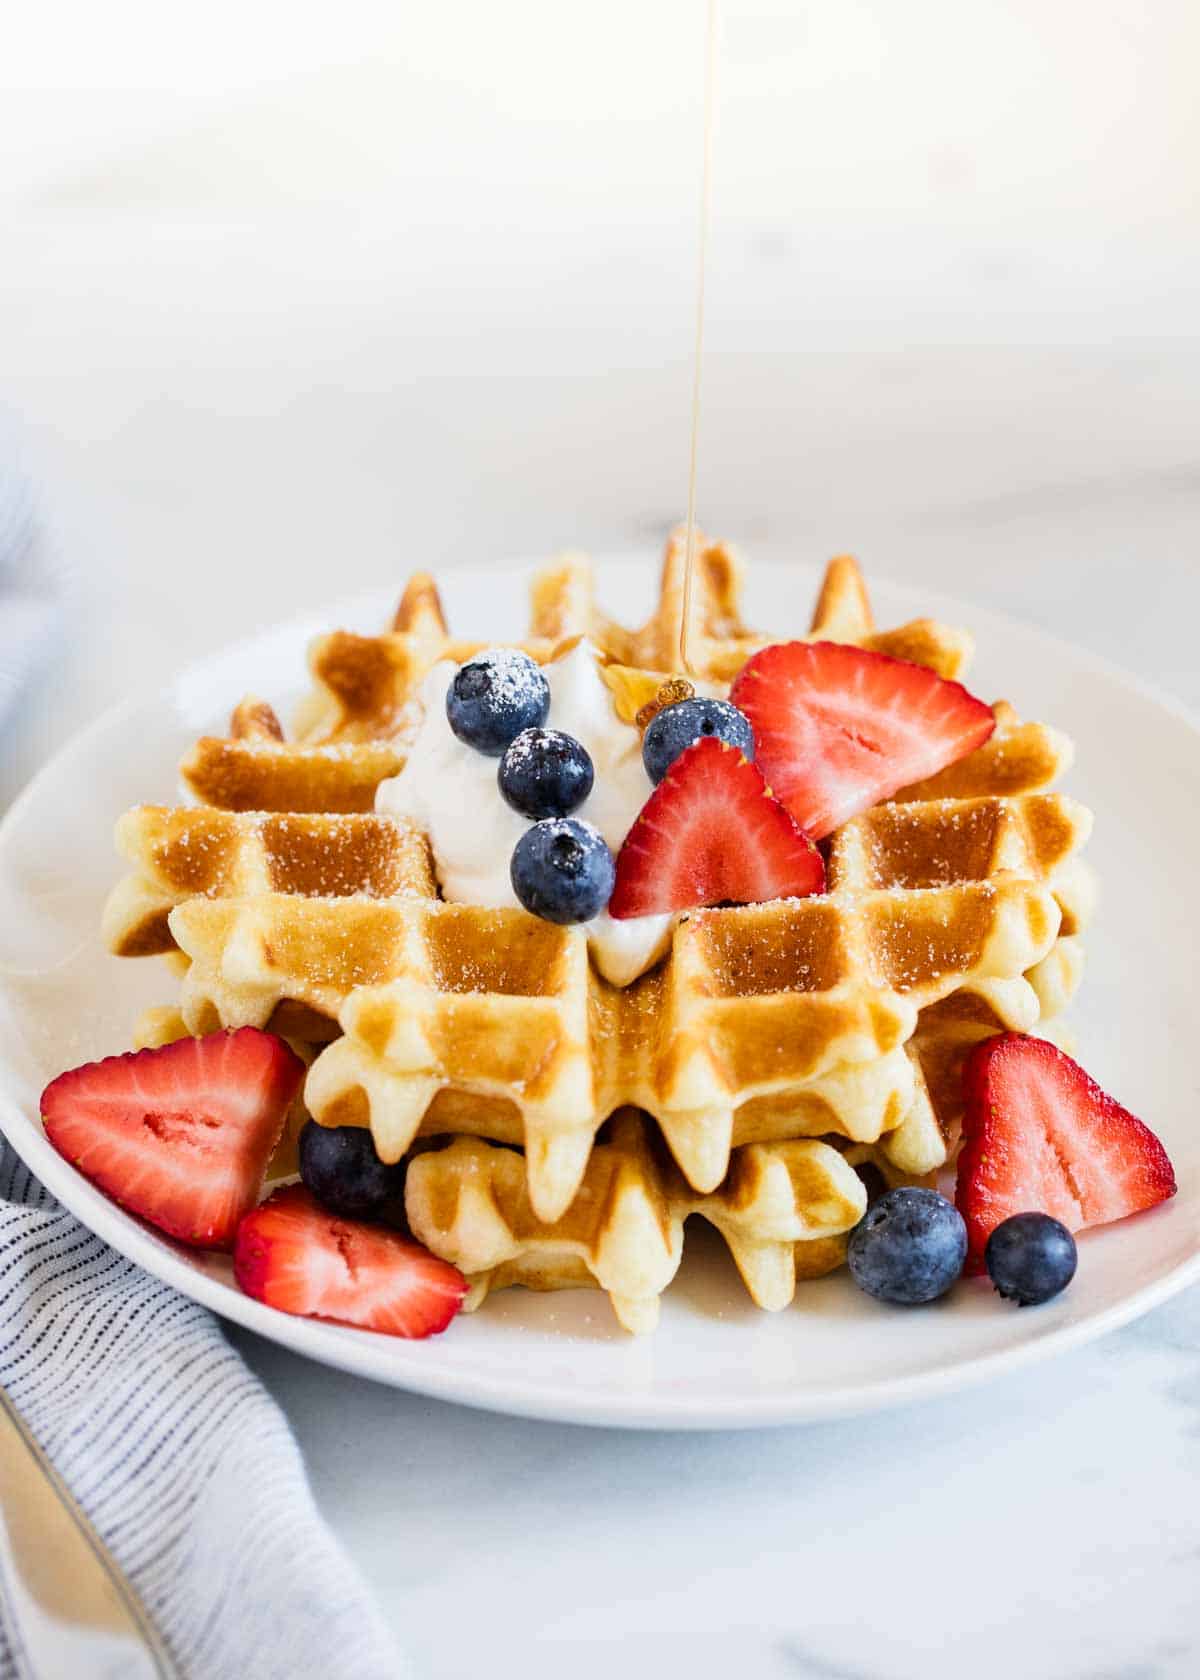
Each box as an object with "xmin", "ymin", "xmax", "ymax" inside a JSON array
[{"xmin": 405, "ymin": 1109, "xmax": 867, "ymax": 1334}]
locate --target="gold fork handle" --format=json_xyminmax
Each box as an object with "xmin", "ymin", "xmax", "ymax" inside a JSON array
[{"xmin": 0, "ymin": 1385, "xmax": 174, "ymax": 1679}]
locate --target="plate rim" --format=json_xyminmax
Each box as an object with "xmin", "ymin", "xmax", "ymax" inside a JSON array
[{"xmin": 2, "ymin": 552, "xmax": 1198, "ymax": 1430}]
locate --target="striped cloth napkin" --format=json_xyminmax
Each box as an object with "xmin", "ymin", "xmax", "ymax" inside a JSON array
[{"xmin": 0, "ymin": 455, "xmax": 403, "ymax": 1678}]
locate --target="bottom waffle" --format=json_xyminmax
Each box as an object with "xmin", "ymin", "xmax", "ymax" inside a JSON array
[
  {"xmin": 127, "ymin": 998, "xmax": 1080, "ymax": 1337},
  {"xmin": 404, "ymin": 957, "xmax": 1088, "ymax": 1335},
  {"xmin": 405, "ymin": 1109, "xmax": 867, "ymax": 1334}
]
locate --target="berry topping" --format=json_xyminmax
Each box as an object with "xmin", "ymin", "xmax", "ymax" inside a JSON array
[
  {"xmin": 608, "ymin": 736, "xmax": 824, "ymax": 920},
  {"xmin": 234, "ymin": 1184, "xmax": 466, "ymax": 1337},
  {"xmin": 984, "ymin": 1212, "xmax": 1078, "ymax": 1306},
  {"xmin": 445, "ymin": 649, "xmax": 550, "ymax": 755},
  {"xmin": 956, "ymin": 1034, "xmax": 1177, "ymax": 1274},
  {"xmin": 498, "ymin": 727, "xmax": 594, "ymax": 819},
  {"xmin": 298, "ymin": 1119, "xmax": 405, "ymax": 1220},
  {"xmin": 41, "ymin": 1028, "xmax": 304, "ymax": 1250},
  {"xmin": 511, "ymin": 817, "xmax": 615, "ymax": 924},
  {"xmin": 641, "ymin": 697, "xmax": 755, "ymax": 785},
  {"xmin": 847, "ymin": 1186, "xmax": 968, "ymax": 1305},
  {"xmin": 730, "ymin": 640, "xmax": 995, "ymax": 838}
]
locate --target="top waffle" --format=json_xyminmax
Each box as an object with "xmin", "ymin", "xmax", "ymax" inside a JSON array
[
  {"xmin": 405, "ymin": 1108, "xmax": 868, "ymax": 1334},
  {"xmin": 179, "ymin": 527, "xmax": 973, "ymax": 816},
  {"xmin": 103, "ymin": 537, "xmax": 1091, "ymax": 1223}
]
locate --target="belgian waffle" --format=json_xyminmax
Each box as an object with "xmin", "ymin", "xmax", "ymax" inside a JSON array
[
  {"xmin": 104, "ymin": 561, "xmax": 1086, "ymax": 1226},
  {"xmin": 162, "ymin": 862, "xmax": 1058, "ymax": 1221},
  {"xmin": 403, "ymin": 977, "xmax": 1086, "ymax": 1337},
  {"xmin": 103, "ymin": 539, "xmax": 1091, "ymax": 1243},
  {"xmin": 404, "ymin": 1109, "xmax": 867, "ymax": 1334}
]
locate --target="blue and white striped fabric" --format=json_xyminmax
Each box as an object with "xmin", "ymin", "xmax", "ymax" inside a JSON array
[
  {"xmin": 0, "ymin": 453, "xmax": 403, "ymax": 1678},
  {"xmin": 0, "ymin": 1140, "xmax": 403, "ymax": 1680}
]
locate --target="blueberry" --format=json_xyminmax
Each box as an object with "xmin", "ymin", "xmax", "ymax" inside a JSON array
[
  {"xmin": 298, "ymin": 1120, "xmax": 404, "ymax": 1219},
  {"xmin": 985, "ymin": 1212, "xmax": 1078, "ymax": 1306},
  {"xmin": 847, "ymin": 1186, "xmax": 967, "ymax": 1305},
  {"xmin": 446, "ymin": 650, "xmax": 550, "ymax": 755},
  {"xmin": 510, "ymin": 818, "xmax": 614, "ymax": 924},
  {"xmin": 642, "ymin": 698, "xmax": 755, "ymax": 784},
  {"xmin": 498, "ymin": 728, "xmax": 594, "ymax": 819}
]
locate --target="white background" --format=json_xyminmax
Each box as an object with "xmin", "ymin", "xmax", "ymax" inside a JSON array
[{"xmin": 2, "ymin": 4, "xmax": 1199, "ymax": 1676}]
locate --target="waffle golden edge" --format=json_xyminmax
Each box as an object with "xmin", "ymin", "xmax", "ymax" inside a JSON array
[{"xmin": 38, "ymin": 531, "xmax": 1177, "ymax": 1341}]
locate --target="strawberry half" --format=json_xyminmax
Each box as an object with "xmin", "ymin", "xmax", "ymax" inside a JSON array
[
  {"xmin": 730, "ymin": 640, "xmax": 995, "ymax": 839},
  {"xmin": 234, "ymin": 1185, "xmax": 466, "ymax": 1337},
  {"xmin": 956, "ymin": 1034, "xmax": 1176, "ymax": 1273},
  {"xmin": 42, "ymin": 1028, "xmax": 304, "ymax": 1250},
  {"xmin": 608, "ymin": 735, "xmax": 824, "ymax": 920}
]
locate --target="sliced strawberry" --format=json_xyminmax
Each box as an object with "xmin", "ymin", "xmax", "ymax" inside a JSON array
[
  {"xmin": 234, "ymin": 1185, "xmax": 466, "ymax": 1337},
  {"xmin": 608, "ymin": 735, "xmax": 824, "ymax": 919},
  {"xmin": 730, "ymin": 640, "xmax": 995, "ymax": 839},
  {"xmin": 956, "ymin": 1034, "xmax": 1176, "ymax": 1273},
  {"xmin": 42, "ymin": 1028, "xmax": 304, "ymax": 1250}
]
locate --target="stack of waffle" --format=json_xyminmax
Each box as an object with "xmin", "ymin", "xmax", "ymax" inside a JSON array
[{"xmin": 103, "ymin": 533, "xmax": 1093, "ymax": 1332}]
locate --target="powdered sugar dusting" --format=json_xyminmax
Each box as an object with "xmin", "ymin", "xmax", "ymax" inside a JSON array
[
  {"xmin": 460, "ymin": 648, "xmax": 548, "ymax": 709},
  {"xmin": 378, "ymin": 640, "xmax": 672, "ymax": 984}
]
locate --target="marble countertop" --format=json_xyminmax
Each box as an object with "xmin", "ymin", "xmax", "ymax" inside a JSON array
[{"xmin": 3, "ymin": 11, "xmax": 1200, "ymax": 1670}]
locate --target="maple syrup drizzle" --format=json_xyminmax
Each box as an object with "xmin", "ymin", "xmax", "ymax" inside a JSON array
[{"xmin": 678, "ymin": 0, "xmax": 718, "ymax": 678}]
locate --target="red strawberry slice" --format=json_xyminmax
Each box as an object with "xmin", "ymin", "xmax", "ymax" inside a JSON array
[
  {"xmin": 608, "ymin": 735, "xmax": 824, "ymax": 920},
  {"xmin": 42, "ymin": 1028, "xmax": 304, "ymax": 1250},
  {"xmin": 730, "ymin": 640, "xmax": 995, "ymax": 839},
  {"xmin": 234, "ymin": 1185, "xmax": 466, "ymax": 1337},
  {"xmin": 956, "ymin": 1034, "xmax": 1176, "ymax": 1273}
]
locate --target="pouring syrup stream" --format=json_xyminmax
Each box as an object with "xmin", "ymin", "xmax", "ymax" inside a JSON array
[{"xmin": 679, "ymin": 0, "xmax": 718, "ymax": 677}]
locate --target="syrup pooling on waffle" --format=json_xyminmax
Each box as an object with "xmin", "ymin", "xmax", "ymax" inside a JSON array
[{"xmin": 404, "ymin": 1110, "xmax": 867, "ymax": 1334}]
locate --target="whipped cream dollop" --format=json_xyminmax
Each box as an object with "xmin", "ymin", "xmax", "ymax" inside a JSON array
[{"xmin": 376, "ymin": 641, "xmax": 672, "ymax": 985}]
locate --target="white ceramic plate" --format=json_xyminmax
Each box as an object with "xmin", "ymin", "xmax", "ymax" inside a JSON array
[{"xmin": 1, "ymin": 555, "xmax": 1197, "ymax": 1429}]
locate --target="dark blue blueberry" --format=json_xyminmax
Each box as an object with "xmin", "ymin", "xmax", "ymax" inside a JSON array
[
  {"xmin": 847, "ymin": 1186, "xmax": 967, "ymax": 1306},
  {"xmin": 446, "ymin": 650, "xmax": 550, "ymax": 755},
  {"xmin": 985, "ymin": 1212, "xmax": 1077, "ymax": 1306},
  {"xmin": 498, "ymin": 728, "xmax": 594, "ymax": 819},
  {"xmin": 510, "ymin": 818, "xmax": 614, "ymax": 924},
  {"xmin": 641, "ymin": 697, "xmax": 755, "ymax": 784},
  {"xmin": 298, "ymin": 1120, "xmax": 404, "ymax": 1219}
]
